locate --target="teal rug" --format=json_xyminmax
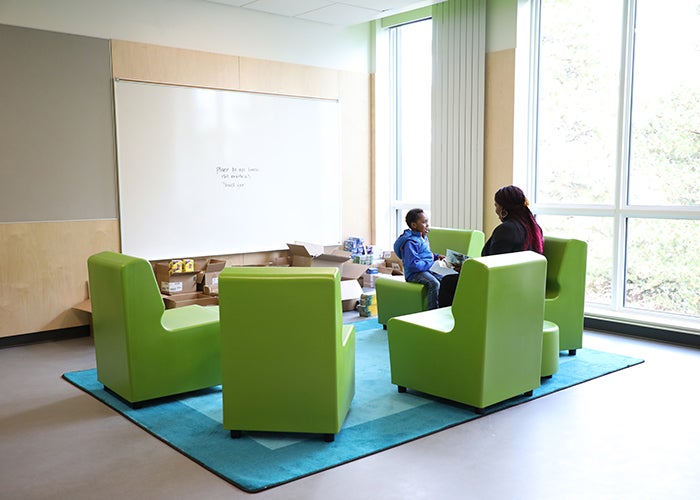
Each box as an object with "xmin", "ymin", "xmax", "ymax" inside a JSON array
[{"xmin": 63, "ymin": 318, "xmax": 643, "ymax": 492}]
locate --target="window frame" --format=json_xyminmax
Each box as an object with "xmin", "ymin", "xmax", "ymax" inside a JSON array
[{"xmin": 527, "ymin": 0, "xmax": 700, "ymax": 335}]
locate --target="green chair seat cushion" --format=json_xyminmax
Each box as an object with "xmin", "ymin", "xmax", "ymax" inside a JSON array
[{"xmin": 161, "ymin": 305, "xmax": 220, "ymax": 330}]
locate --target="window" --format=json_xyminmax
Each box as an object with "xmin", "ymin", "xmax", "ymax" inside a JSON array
[
  {"xmin": 533, "ymin": 0, "xmax": 700, "ymax": 331},
  {"xmin": 389, "ymin": 19, "xmax": 432, "ymax": 237}
]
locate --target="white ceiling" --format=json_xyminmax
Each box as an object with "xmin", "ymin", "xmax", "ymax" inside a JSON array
[{"xmin": 203, "ymin": 0, "xmax": 445, "ymax": 26}]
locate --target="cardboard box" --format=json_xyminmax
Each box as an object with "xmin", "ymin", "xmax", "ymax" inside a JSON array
[
  {"xmin": 270, "ymin": 256, "xmax": 290, "ymax": 267},
  {"xmin": 341, "ymin": 261, "xmax": 368, "ymax": 281},
  {"xmin": 154, "ymin": 263, "xmax": 199, "ymax": 295},
  {"xmin": 162, "ymin": 292, "xmax": 219, "ymax": 309},
  {"xmin": 339, "ymin": 261, "xmax": 369, "ymax": 311},
  {"xmin": 286, "ymin": 241, "xmax": 368, "ymax": 311},
  {"xmin": 196, "ymin": 258, "xmax": 226, "ymax": 290},
  {"xmin": 377, "ymin": 252, "xmax": 404, "ymax": 276},
  {"xmin": 340, "ymin": 280, "xmax": 363, "ymax": 311},
  {"xmin": 286, "ymin": 242, "xmax": 350, "ymax": 268}
]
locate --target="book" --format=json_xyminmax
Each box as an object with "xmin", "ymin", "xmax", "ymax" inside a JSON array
[
  {"xmin": 445, "ymin": 249, "xmax": 468, "ymax": 266},
  {"xmin": 430, "ymin": 260, "xmax": 458, "ymax": 276},
  {"xmin": 429, "ymin": 249, "xmax": 469, "ymax": 276}
]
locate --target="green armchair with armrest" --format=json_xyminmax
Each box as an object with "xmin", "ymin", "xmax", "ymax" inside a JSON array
[
  {"xmin": 376, "ymin": 227, "xmax": 485, "ymax": 327},
  {"xmin": 542, "ymin": 236, "xmax": 588, "ymax": 355},
  {"xmin": 87, "ymin": 251, "xmax": 221, "ymax": 407},
  {"xmin": 218, "ymin": 266, "xmax": 355, "ymax": 442},
  {"xmin": 387, "ymin": 251, "xmax": 546, "ymax": 413}
]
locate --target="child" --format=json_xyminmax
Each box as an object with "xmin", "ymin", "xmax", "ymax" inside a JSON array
[{"xmin": 393, "ymin": 208, "xmax": 444, "ymax": 310}]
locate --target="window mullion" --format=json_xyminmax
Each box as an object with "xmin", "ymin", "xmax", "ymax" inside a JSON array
[{"xmin": 613, "ymin": 0, "xmax": 637, "ymax": 312}]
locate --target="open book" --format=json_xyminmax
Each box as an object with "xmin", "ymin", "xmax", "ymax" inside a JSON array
[{"xmin": 429, "ymin": 249, "xmax": 469, "ymax": 276}]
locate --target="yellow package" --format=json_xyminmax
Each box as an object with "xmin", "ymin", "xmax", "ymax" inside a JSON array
[
  {"xmin": 182, "ymin": 259, "xmax": 194, "ymax": 272},
  {"xmin": 169, "ymin": 259, "xmax": 183, "ymax": 274}
]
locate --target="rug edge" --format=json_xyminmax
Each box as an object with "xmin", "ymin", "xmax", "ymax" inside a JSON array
[
  {"xmin": 61, "ymin": 372, "xmax": 260, "ymax": 493},
  {"xmin": 60, "ymin": 348, "xmax": 645, "ymax": 493}
]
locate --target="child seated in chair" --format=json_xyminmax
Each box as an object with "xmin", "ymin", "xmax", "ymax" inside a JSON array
[{"xmin": 393, "ymin": 208, "xmax": 444, "ymax": 310}]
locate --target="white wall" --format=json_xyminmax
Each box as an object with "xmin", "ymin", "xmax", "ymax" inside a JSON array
[
  {"xmin": 0, "ymin": 0, "xmax": 372, "ymax": 72},
  {"xmin": 486, "ymin": 0, "xmax": 517, "ymax": 52}
]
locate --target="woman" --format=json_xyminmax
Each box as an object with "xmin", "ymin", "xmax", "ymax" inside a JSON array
[
  {"xmin": 438, "ymin": 185, "xmax": 544, "ymax": 307},
  {"xmin": 482, "ymin": 185, "xmax": 544, "ymax": 256}
]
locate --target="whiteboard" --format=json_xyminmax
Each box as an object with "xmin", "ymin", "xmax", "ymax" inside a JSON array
[{"xmin": 114, "ymin": 80, "xmax": 341, "ymax": 261}]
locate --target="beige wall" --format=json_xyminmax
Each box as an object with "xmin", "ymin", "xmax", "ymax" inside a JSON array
[
  {"xmin": 0, "ymin": 221, "xmax": 120, "ymax": 337},
  {"xmin": 483, "ymin": 48, "xmax": 516, "ymax": 237},
  {"xmin": 1, "ymin": 39, "xmax": 371, "ymax": 339}
]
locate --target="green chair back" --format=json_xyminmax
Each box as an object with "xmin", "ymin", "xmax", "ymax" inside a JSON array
[
  {"xmin": 388, "ymin": 251, "xmax": 547, "ymax": 410},
  {"xmin": 218, "ymin": 266, "xmax": 355, "ymax": 437},
  {"xmin": 428, "ymin": 227, "xmax": 485, "ymax": 257},
  {"xmin": 542, "ymin": 237, "xmax": 588, "ymax": 353},
  {"xmin": 87, "ymin": 251, "xmax": 221, "ymax": 404},
  {"xmin": 376, "ymin": 227, "xmax": 485, "ymax": 326}
]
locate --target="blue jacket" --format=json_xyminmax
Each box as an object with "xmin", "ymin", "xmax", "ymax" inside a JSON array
[{"xmin": 393, "ymin": 229, "xmax": 437, "ymax": 281}]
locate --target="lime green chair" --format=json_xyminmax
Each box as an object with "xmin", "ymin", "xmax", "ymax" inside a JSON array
[
  {"xmin": 543, "ymin": 237, "xmax": 588, "ymax": 355},
  {"xmin": 387, "ymin": 251, "xmax": 547, "ymax": 413},
  {"xmin": 426, "ymin": 227, "xmax": 485, "ymax": 258},
  {"xmin": 218, "ymin": 266, "xmax": 355, "ymax": 442},
  {"xmin": 376, "ymin": 228, "xmax": 485, "ymax": 327},
  {"xmin": 87, "ymin": 251, "xmax": 221, "ymax": 406}
]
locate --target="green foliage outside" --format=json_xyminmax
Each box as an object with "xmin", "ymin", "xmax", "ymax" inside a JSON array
[{"xmin": 537, "ymin": 0, "xmax": 700, "ymax": 318}]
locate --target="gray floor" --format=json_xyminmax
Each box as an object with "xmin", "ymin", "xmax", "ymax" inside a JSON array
[{"xmin": 2, "ymin": 316, "xmax": 700, "ymax": 500}]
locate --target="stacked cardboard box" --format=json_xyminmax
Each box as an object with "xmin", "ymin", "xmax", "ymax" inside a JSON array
[
  {"xmin": 287, "ymin": 242, "xmax": 368, "ymax": 311},
  {"xmin": 154, "ymin": 262, "xmax": 200, "ymax": 295},
  {"xmin": 376, "ymin": 251, "xmax": 404, "ymax": 276},
  {"xmin": 196, "ymin": 258, "xmax": 226, "ymax": 295},
  {"xmin": 162, "ymin": 292, "xmax": 219, "ymax": 309},
  {"xmin": 151, "ymin": 257, "xmax": 225, "ymax": 308}
]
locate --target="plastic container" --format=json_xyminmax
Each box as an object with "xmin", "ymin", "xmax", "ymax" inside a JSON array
[{"xmin": 364, "ymin": 267, "xmax": 379, "ymax": 288}]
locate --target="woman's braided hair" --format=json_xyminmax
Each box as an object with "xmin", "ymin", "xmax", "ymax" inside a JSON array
[{"xmin": 494, "ymin": 185, "xmax": 544, "ymax": 253}]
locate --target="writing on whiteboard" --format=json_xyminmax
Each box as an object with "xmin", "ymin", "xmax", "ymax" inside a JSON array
[{"xmin": 216, "ymin": 165, "xmax": 260, "ymax": 189}]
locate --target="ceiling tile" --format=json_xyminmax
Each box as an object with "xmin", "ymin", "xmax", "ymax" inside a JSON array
[
  {"xmin": 244, "ymin": 0, "xmax": 334, "ymax": 17},
  {"xmin": 344, "ymin": 0, "xmax": 421, "ymax": 11},
  {"xmin": 202, "ymin": 0, "xmax": 448, "ymax": 26},
  {"xmin": 298, "ymin": 3, "xmax": 380, "ymax": 26},
  {"xmin": 205, "ymin": 0, "xmax": 253, "ymax": 7}
]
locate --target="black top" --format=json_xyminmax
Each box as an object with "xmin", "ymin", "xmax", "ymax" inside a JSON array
[
  {"xmin": 481, "ymin": 219, "xmax": 529, "ymax": 256},
  {"xmin": 439, "ymin": 218, "xmax": 541, "ymax": 308}
]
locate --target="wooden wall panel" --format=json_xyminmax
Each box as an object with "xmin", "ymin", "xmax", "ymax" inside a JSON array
[
  {"xmin": 484, "ymin": 48, "xmax": 515, "ymax": 235},
  {"xmin": 2, "ymin": 39, "xmax": 370, "ymax": 339},
  {"xmin": 0, "ymin": 220, "xmax": 120, "ymax": 337},
  {"xmin": 339, "ymin": 70, "xmax": 372, "ymax": 243},
  {"xmin": 239, "ymin": 57, "xmax": 338, "ymax": 99},
  {"xmin": 111, "ymin": 40, "xmax": 241, "ymax": 89}
]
